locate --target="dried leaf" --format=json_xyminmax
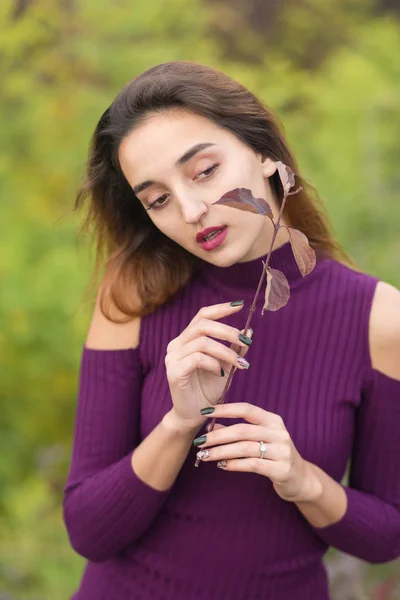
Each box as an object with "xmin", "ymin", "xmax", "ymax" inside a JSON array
[
  {"xmin": 284, "ymin": 227, "xmax": 316, "ymax": 277},
  {"xmin": 276, "ymin": 161, "xmax": 296, "ymax": 196},
  {"xmin": 262, "ymin": 268, "xmax": 290, "ymax": 314},
  {"xmin": 212, "ymin": 188, "xmax": 274, "ymax": 219}
]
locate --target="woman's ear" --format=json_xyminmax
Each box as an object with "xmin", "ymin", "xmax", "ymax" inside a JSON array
[{"xmin": 260, "ymin": 156, "xmax": 277, "ymax": 178}]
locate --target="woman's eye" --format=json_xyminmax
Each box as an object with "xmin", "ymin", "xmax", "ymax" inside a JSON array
[
  {"xmin": 148, "ymin": 163, "xmax": 220, "ymax": 211},
  {"xmin": 196, "ymin": 163, "xmax": 219, "ymax": 180},
  {"xmin": 149, "ymin": 194, "xmax": 168, "ymax": 210}
]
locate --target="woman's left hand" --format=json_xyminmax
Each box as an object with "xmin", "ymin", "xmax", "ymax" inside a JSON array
[{"xmin": 194, "ymin": 402, "xmax": 319, "ymax": 503}]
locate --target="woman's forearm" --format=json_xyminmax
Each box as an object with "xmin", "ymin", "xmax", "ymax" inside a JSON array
[
  {"xmin": 294, "ymin": 461, "xmax": 348, "ymax": 528},
  {"xmin": 131, "ymin": 409, "xmax": 202, "ymax": 491}
]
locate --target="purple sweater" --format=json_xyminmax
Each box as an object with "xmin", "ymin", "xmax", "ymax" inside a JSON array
[{"xmin": 63, "ymin": 241, "xmax": 400, "ymax": 600}]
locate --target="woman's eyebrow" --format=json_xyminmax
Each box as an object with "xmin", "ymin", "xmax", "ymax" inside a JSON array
[
  {"xmin": 132, "ymin": 142, "xmax": 216, "ymax": 196},
  {"xmin": 176, "ymin": 142, "xmax": 216, "ymax": 167}
]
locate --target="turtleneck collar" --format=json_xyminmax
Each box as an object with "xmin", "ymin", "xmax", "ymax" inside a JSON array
[{"xmin": 199, "ymin": 240, "xmax": 320, "ymax": 297}]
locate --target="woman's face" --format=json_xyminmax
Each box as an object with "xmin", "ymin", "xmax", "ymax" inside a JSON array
[{"xmin": 118, "ymin": 108, "xmax": 289, "ymax": 265}]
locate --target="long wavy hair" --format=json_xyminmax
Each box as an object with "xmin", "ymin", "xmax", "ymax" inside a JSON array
[{"xmin": 75, "ymin": 60, "xmax": 355, "ymax": 322}]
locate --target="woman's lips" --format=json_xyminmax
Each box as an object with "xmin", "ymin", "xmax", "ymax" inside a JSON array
[
  {"xmin": 197, "ymin": 226, "xmax": 229, "ymax": 251},
  {"xmin": 196, "ymin": 225, "xmax": 227, "ymax": 243}
]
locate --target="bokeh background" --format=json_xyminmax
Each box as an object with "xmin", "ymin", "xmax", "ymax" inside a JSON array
[{"xmin": 1, "ymin": 0, "xmax": 399, "ymax": 598}]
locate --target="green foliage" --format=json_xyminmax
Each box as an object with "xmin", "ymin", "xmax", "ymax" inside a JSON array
[
  {"xmin": 0, "ymin": 0, "xmax": 214, "ymax": 486},
  {"xmin": 0, "ymin": 0, "xmax": 216, "ymax": 595},
  {"xmin": 0, "ymin": 475, "xmax": 83, "ymax": 599},
  {"xmin": 0, "ymin": 0, "xmax": 399, "ymax": 597},
  {"xmin": 205, "ymin": 0, "xmax": 374, "ymax": 68},
  {"xmin": 219, "ymin": 17, "xmax": 400, "ymax": 284},
  {"xmin": 284, "ymin": 18, "xmax": 400, "ymax": 281}
]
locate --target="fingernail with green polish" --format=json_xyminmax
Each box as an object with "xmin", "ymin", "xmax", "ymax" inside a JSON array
[
  {"xmin": 200, "ymin": 407, "xmax": 215, "ymax": 415},
  {"xmin": 220, "ymin": 367, "xmax": 225, "ymax": 377},
  {"xmin": 238, "ymin": 333, "xmax": 252, "ymax": 346},
  {"xmin": 193, "ymin": 435, "xmax": 207, "ymax": 447},
  {"xmin": 230, "ymin": 300, "xmax": 244, "ymax": 306}
]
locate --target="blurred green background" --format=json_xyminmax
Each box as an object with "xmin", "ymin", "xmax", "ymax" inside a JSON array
[{"xmin": 0, "ymin": 0, "xmax": 399, "ymax": 598}]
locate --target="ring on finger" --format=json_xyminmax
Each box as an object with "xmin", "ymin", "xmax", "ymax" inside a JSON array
[{"xmin": 259, "ymin": 441, "xmax": 267, "ymax": 459}]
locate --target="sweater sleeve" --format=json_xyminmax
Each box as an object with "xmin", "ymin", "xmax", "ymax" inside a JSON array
[
  {"xmin": 63, "ymin": 346, "xmax": 171, "ymax": 563},
  {"xmin": 311, "ymin": 367, "xmax": 400, "ymax": 563}
]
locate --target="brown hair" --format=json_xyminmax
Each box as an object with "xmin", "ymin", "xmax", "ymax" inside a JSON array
[{"xmin": 75, "ymin": 60, "xmax": 356, "ymax": 323}]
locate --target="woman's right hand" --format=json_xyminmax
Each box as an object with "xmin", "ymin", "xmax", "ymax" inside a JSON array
[{"xmin": 165, "ymin": 301, "xmax": 253, "ymax": 431}]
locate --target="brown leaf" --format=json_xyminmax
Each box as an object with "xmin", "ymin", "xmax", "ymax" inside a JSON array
[
  {"xmin": 212, "ymin": 188, "xmax": 274, "ymax": 219},
  {"xmin": 262, "ymin": 268, "xmax": 290, "ymax": 314},
  {"xmin": 276, "ymin": 161, "xmax": 296, "ymax": 196},
  {"xmin": 284, "ymin": 227, "xmax": 316, "ymax": 277}
]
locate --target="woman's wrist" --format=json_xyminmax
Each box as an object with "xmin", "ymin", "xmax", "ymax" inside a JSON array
[
  {"xmin": 294, "ymin": 460, "xmax": 324, "ymax": 503},
  {"xmin": 131, "ymin": 409, "xmax": 203, "ymax": 492},
  {"xmin": 162, "ymin": 409, "xmax": 204, "ymax": 438},
  {"xmin": 294, "ymin": 461, "xmax": 348, "ymax": 528}
]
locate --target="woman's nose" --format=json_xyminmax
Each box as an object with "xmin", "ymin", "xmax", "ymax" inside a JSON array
[{"xmin": 179, "ymin": 194, "xmax": 209, "ymax": 224}]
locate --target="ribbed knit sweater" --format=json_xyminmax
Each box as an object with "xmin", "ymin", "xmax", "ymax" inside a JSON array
[{"xmin": 63, "ymin": 241, "xmax": 400, "ymax": 600}]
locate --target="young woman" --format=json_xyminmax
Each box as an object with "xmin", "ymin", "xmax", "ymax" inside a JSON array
[{"xmin": 63, "ymin": 61, "xmax": 400, "ymax": 600}]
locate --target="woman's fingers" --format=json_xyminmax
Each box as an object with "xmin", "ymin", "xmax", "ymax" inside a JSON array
[
  {"xmin": 169, "ymin": 302, "xmax": 253, "ymax": 373},
  {"xmin": 200, "ymin": 402, "xmax": 284, "ymax": 428},
  {"xmin": 176, "ymin": 301, "xmax": 248, "ymax": 350},
  {"xmin": 194, "ymin": 422, "xmax": 288, "ymax": 449},
  {"xmin": 229, "ymin": 327, "xmax": 253, "ymax": 357},
  {"xmin": 176, "ymin": 336, "xmax": 250, "ymax": 372},
  {"xmin": 189, "ymin": 300, "xmax": 245, "ymax": 328},
  {"xmin": 166, "ymin": 301, "xmax": 253, "ymax": 393},
  {"xmin": 224, "ymin": 326, "xmax": 252, "ymax": 366},
  {"xmin": 215, "ymin": 458, "xmax": 285, "ymax": 478},
  {"xmin": 196, "ymin": 441, "xmax": 288, "ymax": 463}
]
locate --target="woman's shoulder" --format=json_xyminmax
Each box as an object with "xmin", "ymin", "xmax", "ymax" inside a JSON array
[
  {"xmin": 85, "ymin": 284, "xmax": 141, "ymax": 350},
  {"xmin": 368, "ymin": 279, "xmax": 400, "ymax": 381},
  {"xmin": 328, "ymin": 258, "xmax": 400, "ymax": 381},
  {"xmin": 315, "ymin": 258, "xmax": 400, "ymax": 381}
]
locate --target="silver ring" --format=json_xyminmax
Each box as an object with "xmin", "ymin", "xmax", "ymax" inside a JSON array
[{"xmin": 259, "ymin": 441, "xmax": 267, "ymax": 459}]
